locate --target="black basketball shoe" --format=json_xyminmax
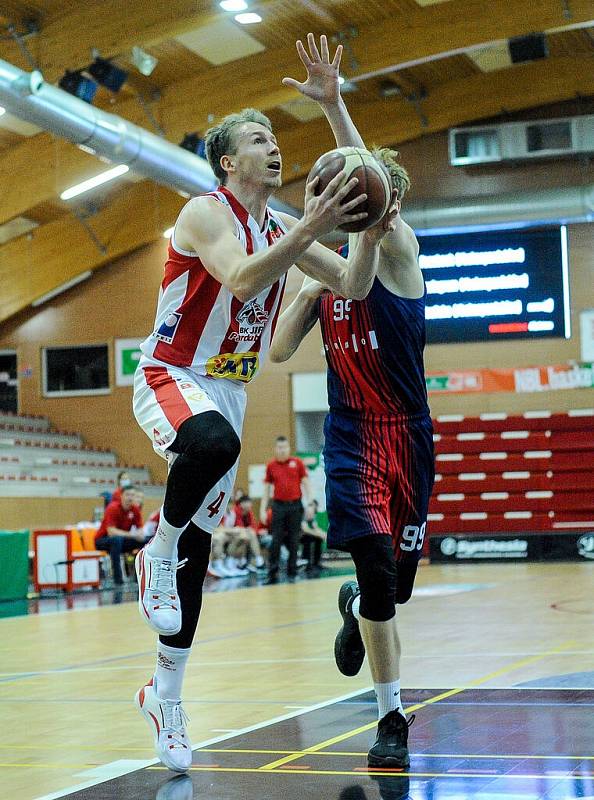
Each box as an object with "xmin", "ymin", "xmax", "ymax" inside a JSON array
[
  {"xmin": 334, "ymin": 580, "xmax": 365, "ymax": 676},
  {"xmin": 368, "ymin": 711, "xmax": 414, "ymax": 768}
]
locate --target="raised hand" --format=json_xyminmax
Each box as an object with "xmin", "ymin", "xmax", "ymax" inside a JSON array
[
  {"xmin": 303, "ymin": 171, "xmax": 367, "ymax": 236},
  {"xmin": 282, "ymin": 33, "xmax": 343, "ymax": 105}
]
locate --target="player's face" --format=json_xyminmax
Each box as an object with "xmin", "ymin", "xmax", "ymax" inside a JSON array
[{"xmin": 231, "ymin": 123, "xmax": 282, "ymax": 188}]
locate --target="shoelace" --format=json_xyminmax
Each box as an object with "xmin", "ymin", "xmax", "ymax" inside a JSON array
[
  {"xmin": 162, "ymin": 700, "xmax": 190, "ymax": 750},
  {"xmin": 150, "ymin": 557, "xmax": 188, "ymax": 611}
]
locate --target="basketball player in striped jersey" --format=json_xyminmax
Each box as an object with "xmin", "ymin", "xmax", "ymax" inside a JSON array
[
  {"xmin": 270, "ymin": 35, "xmax": 435, "ymax": 770},
  {"xmin": 132, "ymin": 106, "xmax": 397, "ymax": 771}
]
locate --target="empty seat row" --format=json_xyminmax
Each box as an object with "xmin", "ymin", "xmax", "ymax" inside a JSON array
[
  {"xmin": 433, "ymin": 408, "xmax": 594, "ymax": 435},
  {"xmin": 433, "ymin": 430, "xmax": 593, "ymax": 455},
  {"xmin": 435, "ymin": 469, "xmax": 594, "ymax": 494},
  {"xmin": 435, "ymin": 450, "xmax": 594, "ymax": 475},
  {"xmin": 428, "ymin": 510, "xmax": 594, "ymax": 534}
]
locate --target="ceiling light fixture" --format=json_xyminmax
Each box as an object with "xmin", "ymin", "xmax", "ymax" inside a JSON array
[
  {"xmin": 58, "ymin": 70, "xmax": 98, "ymax": 103},
  {"xmin": 179, "ymin": 132, "xmax": 206, "ymax": 158},
  {"xmin": 60, "ymin": 164, "xmax": 129, "ymax": 200},
  {"xmin": 220, "ymin": 0, "xmax": 248, "ymax": 10},
  {"xmin": 131, "ymin": 46, "xmax": 158, "ymax": 76},
  {"xmin": 235, "ymin": 12, "xmax": 262, "ymax": 23},
  {"xmin": 88, "ymin": 57, "xmax": 128, "ymax": 93}
]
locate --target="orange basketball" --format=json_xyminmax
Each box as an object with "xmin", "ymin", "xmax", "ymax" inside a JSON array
[{"xmin": 308, "ymin": 146, "xmax": 392, "ymax": 233}]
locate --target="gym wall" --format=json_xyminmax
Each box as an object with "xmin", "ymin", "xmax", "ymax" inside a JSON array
[{"xmin": 0, "ymin": 128, "xmax": 592, "ymax": 494}]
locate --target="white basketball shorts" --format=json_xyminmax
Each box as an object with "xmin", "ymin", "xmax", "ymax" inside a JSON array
[{"xmin": 133, "ymin": 356, "xmax": 247, "ymax": 533}]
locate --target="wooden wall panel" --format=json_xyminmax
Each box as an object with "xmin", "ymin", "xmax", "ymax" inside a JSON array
[{"xmin": 0, "ymin": 137, "xmax": 592, "ymax": 508}]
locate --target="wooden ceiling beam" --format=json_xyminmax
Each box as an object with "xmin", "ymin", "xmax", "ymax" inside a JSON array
[
  {"xmin": 3, "ymin": 50, "xmax": 592, "ymax": 324},
  {"xmin": 2, "ymin": 49, "xmax": 591, "ymax": 228},
  {"xmin": 0, "ymin": 180, "xmax": 184, "ymax": 323},
  {"xmin": 1, "ymin": 0, "xmax": 591, "ymax": 94},
  {"xmin": 275, "ymin": 54, "xmax": 594, "ymax": 183}
]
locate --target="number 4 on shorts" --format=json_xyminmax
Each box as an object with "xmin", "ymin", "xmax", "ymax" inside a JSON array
[{"xmin": 207, "ymin": 491, "xmax": 226, "ymax": 519}]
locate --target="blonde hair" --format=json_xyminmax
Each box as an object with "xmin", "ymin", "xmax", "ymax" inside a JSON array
[
  {"xmin": 371, "ymin": 147, "xmax": 411, "ymax": 200},
  {"xmin": 205, "ymin": 108, "xmax": 273, "ymax": 185}
]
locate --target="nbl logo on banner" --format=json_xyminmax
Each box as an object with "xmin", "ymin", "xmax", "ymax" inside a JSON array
[{"xmin": 154, "ymin": 312, "xmax": 182, "ymax": 344}]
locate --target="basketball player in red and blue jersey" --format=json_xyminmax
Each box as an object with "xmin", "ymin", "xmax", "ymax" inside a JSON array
[
  {"xmin": 271, "ymin": 35, "xmax": 435, "ymax": 770},
  {"xmin": 130, "ymin": 101, "xmax": 398, "ymax": 771}
]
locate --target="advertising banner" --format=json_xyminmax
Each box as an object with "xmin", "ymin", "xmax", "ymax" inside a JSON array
[
  {"xmin": 430, "ymin": 531, "xmax": 594, "ymax": 562},
  {"xmin": 426, "ymin": 362, "xmax": 593, "ymax": 395}
]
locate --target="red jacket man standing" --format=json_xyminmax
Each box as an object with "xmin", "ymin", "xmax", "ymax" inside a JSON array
[{"xmin": 260, "ymin": 436, "xmax": 311, "ymax": 583}]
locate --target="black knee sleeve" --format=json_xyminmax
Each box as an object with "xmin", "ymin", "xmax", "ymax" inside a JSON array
[
  {"xmin": 347, "ymin": 534, "xmax": 398, "ymax": 622},
  {"xmin": 159, "ymin": 522, "xmax": 212, "ymax": 650},
  {"xmin": 163, "ymin": 411, "xmax": 241, "ymax": 527},
  {"xmin": 174, "ymin": 412, "xmax": 240, "ymax": 471}
]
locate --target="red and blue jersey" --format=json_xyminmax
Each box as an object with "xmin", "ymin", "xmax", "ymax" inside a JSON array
[{"xmin": 319, "ymin": 249, "xmax": 429, "ymax": 417}]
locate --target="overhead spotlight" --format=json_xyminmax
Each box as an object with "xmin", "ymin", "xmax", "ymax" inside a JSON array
[
  {"xmin": 235, "ymin": 12, "xmax": 262, "ymax": 23},
  {"xmin": 58, "ymin": 70, "xmax": 98, "ymax": 103},
  {"xmin": 180, "ymin": 132, "xmax": 206, "ymax": 159},
  {"xmin": 508, "ymin": 33, "xmax": 548, "ymax": 63},
  {"xmin": 88, "ymin": 57, "xmax": 128, "ymax": 92},
  {"xmin": 0, "ymin": 106, "xmax": 5, "ymax": 116},
  {"xmin": 379, "ymin": 80, "xmax": 402, "ymax": 98},
  {"xmin": 131, "ymin": 46, "xmax": 158, "ymax": 76},
  {"xmin": 220, "ymin": 0, "xmax": 248, "ymax": 9}
]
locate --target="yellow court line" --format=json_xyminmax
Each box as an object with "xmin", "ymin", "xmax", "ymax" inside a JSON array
[
  {"xmin": 201, "ymin": 748, "xmax": 592, "ymax": 760},
  {"xmin": 147, "ymin": 765, "xmax": 593, "ymax": 781},
  {"xmin": 0, "ymin": 744, "xmax": 591, "ymax": 762},
  {"xmin": 258, "ymin": 639, "xmax": 578, "ymax": 771}
]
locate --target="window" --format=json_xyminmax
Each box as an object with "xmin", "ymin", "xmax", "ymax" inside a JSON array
[{"xmin": 42, "ymin": 345, "xmax": 110, "ymax": 397}]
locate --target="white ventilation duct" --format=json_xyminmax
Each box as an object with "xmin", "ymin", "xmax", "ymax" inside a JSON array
[
  {"xmin": 0, "ymin": 58, "xmax": 297, "ymax": 215},
  {"xmin": 405, "ymin": 184, "xmax": 594, "ymax": 232}
]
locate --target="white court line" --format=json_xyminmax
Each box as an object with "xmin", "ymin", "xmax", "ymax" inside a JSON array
[
  {"xmin": 32, "ymin": 685, "xmax": 373, "ymax": 800},
  {"xmin": 4, "ymin": 650, "xmax": 593, "ymax": 680}
]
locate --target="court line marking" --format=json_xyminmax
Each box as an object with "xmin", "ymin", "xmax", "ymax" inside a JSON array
[
  {"xmin": 146, "ymin": 765, "xmax": 594, "ymax": 781},
  {"xmin": 0, "ymin": 613, "xmax": 340, "ymax": 685},
  {"xmin": 258, "ymin": 639, "xmax": 578, "ymax": 771},
  {"xmin": 31, "ymin": 685, "xmax": 370, "ymax": 800},
  {"xmin": 199, "ymin": 749, "xmax": 594, "ymax": 760},
  {"xmin": 3, "ymin": 649, "xmax": 593, "ymax": 679}
]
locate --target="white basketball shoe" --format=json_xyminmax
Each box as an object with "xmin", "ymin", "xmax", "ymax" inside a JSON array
[
  {"xmin": 135, "ymin": 678, "xmax": 192, "ymax": 773},
  {"xmin": 135, "ymin": 547, "xmax": 186, "ymax": 636}
]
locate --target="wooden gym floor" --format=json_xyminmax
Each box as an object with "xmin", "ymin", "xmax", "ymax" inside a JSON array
[{"xmin": 1, "ymin": 562, "xmax": 593, "ymax": 800}]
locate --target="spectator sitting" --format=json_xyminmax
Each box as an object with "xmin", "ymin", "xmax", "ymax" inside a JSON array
[
  {"xmin": 207, "ymin": 502, "xmax": 249, "ymax": 578},
  {"xmin": 133, "ymin": 488, "xmax": 145, "ymax": 515},
  {"xmin": 111, "ymin": 470, "xmax": 132, "ymax": 505},
  {"xmin": 234, "ymin": 495, "xmax": 266, "ymax": 573},
  {"xmin": 301, "ymin": 500, "xmax": 325, "ymax": 575},
  {"xmin": 143, "ymin": 508, "xmax": 160, "ymax": 541},
  {"xmin": 95, "ymin": 485, "xmax": 147, "ymax": 585}
]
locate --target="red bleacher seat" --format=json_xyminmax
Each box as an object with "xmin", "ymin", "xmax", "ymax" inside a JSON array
[{"xmin": 428, "ymin": 408, "xmax": 594, "ymax": 539}]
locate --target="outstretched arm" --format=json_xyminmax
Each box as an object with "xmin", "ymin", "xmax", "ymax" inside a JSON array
[
  {"xmin": 269, "ymin": 277, "xmax": 325, "ymax": 363},
  {"xmin": 285, "ymin": 34, "xmax": 421, "ymax": 278},
  {"xmin": 282, "ymin": 33, "xmax": 364, "ymax": 149}
]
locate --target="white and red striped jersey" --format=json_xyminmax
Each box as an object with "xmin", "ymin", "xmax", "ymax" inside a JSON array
[{"xmin": 140, "ymin": 186, "xmax": 287, "ymax": 383}]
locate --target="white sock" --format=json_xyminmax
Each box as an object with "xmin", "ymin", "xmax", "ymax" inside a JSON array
[
  {"xmin": 351, "ymin": 594, "xmax": 361, "ymax": 621},
  {"xmin": 147, "ymin": 512, "xmax": 186, "ymax": 559},
  {"xmin": 375, "ymin": 679, "xmax": 404, "ymax": 720},
  {"xmin": 155, "ymin": 643, "xmax": 191, "ymax": 701}
]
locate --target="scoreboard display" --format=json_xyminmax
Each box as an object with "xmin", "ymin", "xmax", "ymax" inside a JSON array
[{"xmin": 417, "ymin": 225, "xmax": 570, "ymax": 344}]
